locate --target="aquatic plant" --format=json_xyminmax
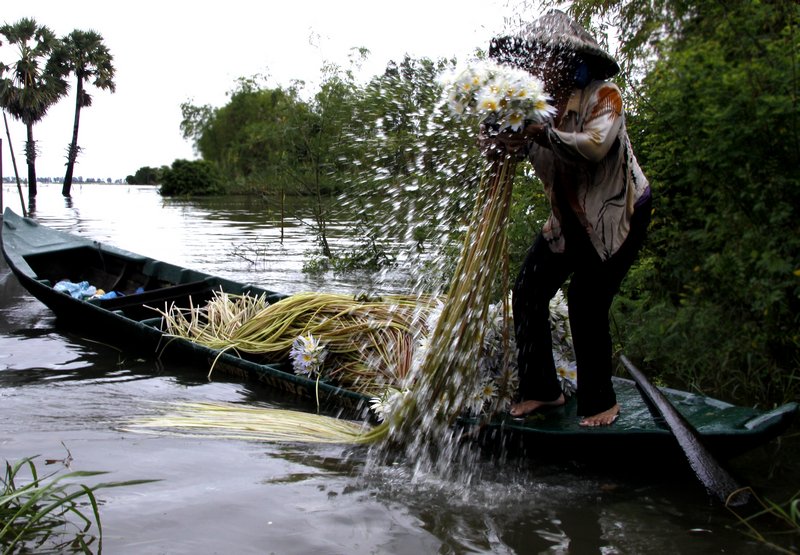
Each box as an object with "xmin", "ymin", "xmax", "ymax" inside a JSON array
[
  {"xmin": 0, "ymin": 453, "xmax": 155, "ymax": 553},
  {"xmin": 289, "ymin": 333, "xmax": 327, "ymax": 378},
  {"xmin": 727, "ymin": 487, "xmax": 800, "ymax": 554},
  {"xmin": 158, "ymin": 290, "xmax": 270, "ymax": 352},
  {"xmin": 438, "ymin": 60, "xmax": 556, "ymax": 130},
  {"xmin": 160, "ymin": 291, "xmax": 440, "ymax": 396},
  {"xmin": 157, "ymin": 286, "xmax": 573, "ymax": 424},
  {"xmin": 126, "ymin": 402, "xmax": 371, "ymax": 444}
]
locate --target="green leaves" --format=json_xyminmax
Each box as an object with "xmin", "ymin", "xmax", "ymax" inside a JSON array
[
  {"xmin": 1, "ymin": 454, "xmax": 156, "ymax": 554},
  {"xmin": 613, "ymin": 0, "xmax": 800, "ymax": 406},
  {"xmin": 0, "ymin": 18, "xmax": 66, "ymax": 125},
  {"xmin": 159, "ymin": 158, "xmax": 225, "ymax": 196}
]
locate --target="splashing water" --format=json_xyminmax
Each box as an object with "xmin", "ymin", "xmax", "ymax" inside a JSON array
[
  {"xmin": 129, "ymin": 21, "xmax": 570, "ymax": 485},
  {"xmin": 327, "ymin": 54, "xmax": 557, "ymax": 477}
]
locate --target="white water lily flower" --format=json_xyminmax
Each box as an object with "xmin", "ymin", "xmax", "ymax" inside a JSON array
[
  {"xmin": 369, "ymin": 394, "xmax": 390, "ymax": 422},
  {"xmin": 501, "ymin": 110, "xmax": 527, "ymax": 132},
  {"xmin": 480, "ymin": 378, "xmax": 499, "ymax": 402},
  {"xmin": 464, "ymin": 377, "xmax": 500, "ymax": 415},
  {"xmin": 556, "ymin": 361, "xmax": 578, "ymax": 396},
  {"xmin": 448, "ymin": 92, "xmax": 468, "ymax": 115},
  {"xmin": 477, "ymin": 91, "xmax": 501, "ymax": 113},
  {"xmin": 531, "ymin": 97, "xmax": 558, "ymax": 121},
  {"xmin": 410, "ymin": 334, "xmax": 431, "ymax": 377},
  {"xmin": 439, "ymin": 60, "xmax": 554, "ymax": 129},
  {"xmin": 369, "ymin": 387, "xmax": 409, "ymax": 423},
  {"xmin": 467, "ymin": 385, "xmax": 487, "ymax": 415},
  {"xmin": 497, "ymin": 363, "xmax": 520, "ymax": 393},
  {"xmin": 289, "ymin": 333, "xmax": 327, "ymax": 377}
]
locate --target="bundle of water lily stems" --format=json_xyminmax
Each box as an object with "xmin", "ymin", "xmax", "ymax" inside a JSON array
[
  {"xmin": 129, "ymin": 156, "xmax": 518, "ymax": 445},
  {"xmin": 385, "ymin": 157, "xmax": 518, "ymax": 443},
  {"xmin": 158, "ymin": 290, "xmax": 437, "ymax": 397},
  {"xmin": 129, "ymin": 60, "xmax": 551, "ymax": 446}
]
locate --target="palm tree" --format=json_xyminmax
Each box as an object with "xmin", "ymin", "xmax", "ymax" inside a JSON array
[
  {"xmin": 58, "ymin": 30, "xmax": 115, "ymax": 197},
  {"xmin": 0, "ymin": 18, "xmax": 67, "ymax": 199}
]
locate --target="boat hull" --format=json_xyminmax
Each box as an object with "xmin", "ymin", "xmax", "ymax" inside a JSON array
[{"xmin": 3, "ymin": 208, "xmax": 796, "ymax": 459}]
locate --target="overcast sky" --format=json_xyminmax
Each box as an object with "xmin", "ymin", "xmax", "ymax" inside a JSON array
[{"xmin": 0, "ymin": 0, "xmax": 543, "ymax": 181}]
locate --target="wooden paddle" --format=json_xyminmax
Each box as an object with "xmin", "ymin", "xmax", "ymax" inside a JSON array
[{"xmin": 620, "ymin": 355, "xmax": 750, "ymax": 506}]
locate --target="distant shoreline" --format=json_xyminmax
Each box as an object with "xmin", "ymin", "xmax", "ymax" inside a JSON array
[{"xmin": 2, "ymin": 178, "xmax": 135, "ymax": 185}]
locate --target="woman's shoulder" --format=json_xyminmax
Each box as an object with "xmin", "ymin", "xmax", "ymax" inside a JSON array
[
  {"xmin": 585, "ymin": 79, "xmax": 621, "ymax": 98},
  {"xmin": 583, "ymin": 80, "xmax": 623, "ymax": 117}
]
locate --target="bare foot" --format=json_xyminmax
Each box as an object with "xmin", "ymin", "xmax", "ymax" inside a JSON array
[
  {"xmin": 579, "ymin": 404, "xmax": 620, "ymax": 427},
  {"xmin": 509, "ymin": 394, "xmax": 565, "ymax": 417}
]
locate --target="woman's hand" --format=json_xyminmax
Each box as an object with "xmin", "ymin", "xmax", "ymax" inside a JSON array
[{"xmin": 478, "ymin": 122, "xmax": 550, "ymax": 161}]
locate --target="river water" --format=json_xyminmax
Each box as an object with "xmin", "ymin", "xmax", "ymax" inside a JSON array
[{"xmin": 0, "ymin": 183, "xmax": 785, "ymax": 553}]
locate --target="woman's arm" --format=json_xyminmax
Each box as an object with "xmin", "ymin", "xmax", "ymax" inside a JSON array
[{"xmin": 548, "ymin": 84, "xmax": 623, "ymax": 163}]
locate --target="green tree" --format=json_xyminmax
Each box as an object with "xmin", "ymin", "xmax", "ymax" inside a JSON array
[
  {"xmin": 0, "ymin": 18, "xmax": 67, "ymax": 199},
  {"xmin": 288, "ymin": 58, "xmax": 367, "ymax": 257},
  {"xmin": 159, "ymin": 158, "xmax": 224, "ymax": 196},
  {"xmin": 181, "ymin": 76, "xmax": 304, "ymax": 191},
  {"xmin": 126, "ymin": 165, "xmax": 162, "ymax": 185},
  {"xmin": 335, "ymin": 55, "xmax": 487, "ymax": 278},
  {"xmin": 56, "ymin": 29, "xmax": 116, "ymax": 197}
]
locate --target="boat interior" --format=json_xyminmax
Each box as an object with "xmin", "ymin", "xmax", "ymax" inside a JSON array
[{"xmin": 24, "ymin": 245, "xmax": 284, "ymax": 322}]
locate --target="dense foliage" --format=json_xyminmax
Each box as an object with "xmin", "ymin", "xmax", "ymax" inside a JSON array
[
  {"xmin": 159, "ymin": 158, "xmax": 224, "ymax": 196},
  {"xmin": 126, "ymin": 165, "xmax": 164, "ymax": 185},
  {"xmin": 179, "ymin": 56, "xmax": 494, "ymax": 267},
  {"xmin": 565, "ymin": 0, "xmax": 799, "ymax": 406}
]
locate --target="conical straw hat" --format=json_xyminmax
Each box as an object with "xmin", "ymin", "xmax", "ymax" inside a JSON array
[{"xmin": 490, "ymin": 9, "xmax": 620, "ymax": 79}]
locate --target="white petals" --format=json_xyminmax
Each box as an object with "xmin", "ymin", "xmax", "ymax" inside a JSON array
[
  {"xmin": 369, "ymin": 387, "xmax": 409, "ymax": 423},
  {"xmin": 440, "ymin": 60, "xmax": 554, "ymax": 127},
  {"xmin": 289, "ymin": 333, "xmax": 327, "ymax": 377}
]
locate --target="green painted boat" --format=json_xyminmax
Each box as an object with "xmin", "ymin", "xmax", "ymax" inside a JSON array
[{"xmin": 3, "ymin": 208, "xmax": 797, "ymax": 460}]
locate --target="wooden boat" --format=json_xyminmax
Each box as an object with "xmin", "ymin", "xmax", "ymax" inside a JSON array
[{"xmin": 3, "ymin": 207, "xmax": 797, "ymax": 461}]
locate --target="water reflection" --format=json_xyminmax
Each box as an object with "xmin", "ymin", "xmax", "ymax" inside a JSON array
[{"xmin": 7, "ymin": 183, "xmax": 410, "ymax": 296}]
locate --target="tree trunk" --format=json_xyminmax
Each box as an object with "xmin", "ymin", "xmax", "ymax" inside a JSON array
[
  {"xmin": 62, "ymin": 79, "xmax": 83, "ymax": 197},
  {"xmin": 3, "ymin": 112, "xmax": 27, "ymax": 217},
  {"xmin": 25, "ymin": 123, "xmax": 37, "ymax": 199}
]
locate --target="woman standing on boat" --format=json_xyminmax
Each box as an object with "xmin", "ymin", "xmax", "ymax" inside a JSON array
[{"xmin": 483, "ymin": 10, "xmax": 652, "ymax": 426}]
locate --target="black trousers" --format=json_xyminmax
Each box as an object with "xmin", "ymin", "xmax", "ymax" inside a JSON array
[{"xmin": 512, "ymin": 196, "xmax": 652, "ymax": 416}]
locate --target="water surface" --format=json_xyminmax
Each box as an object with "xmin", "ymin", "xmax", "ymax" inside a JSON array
[{"xmin": 0, "ymin": 184, "xmax": 777, "ymax": 553}]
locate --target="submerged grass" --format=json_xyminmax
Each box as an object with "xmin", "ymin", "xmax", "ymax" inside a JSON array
[{"xmin": 0, "ymin": 453, "xmax": 156, "ymax": 554}]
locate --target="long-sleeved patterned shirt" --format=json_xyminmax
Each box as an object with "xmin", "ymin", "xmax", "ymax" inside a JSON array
[{"xmin": 529, "ymin": 80, "xmax": 649, "ymax": 260}]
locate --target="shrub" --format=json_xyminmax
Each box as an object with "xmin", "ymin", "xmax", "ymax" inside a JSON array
[{"xmin": 159, "ymin": 159, "xmax": 225, "ymax": 196}]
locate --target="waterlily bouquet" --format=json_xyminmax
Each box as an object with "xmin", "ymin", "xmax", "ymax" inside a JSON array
[{"xmin": 439, "ymin": 60, "xmax": 556, "ymax": 132}]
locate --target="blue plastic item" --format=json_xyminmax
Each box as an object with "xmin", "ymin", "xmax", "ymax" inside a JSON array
[{"xmin": 54, "ymin": 280, "xmax": 97, "ymax": 300}]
